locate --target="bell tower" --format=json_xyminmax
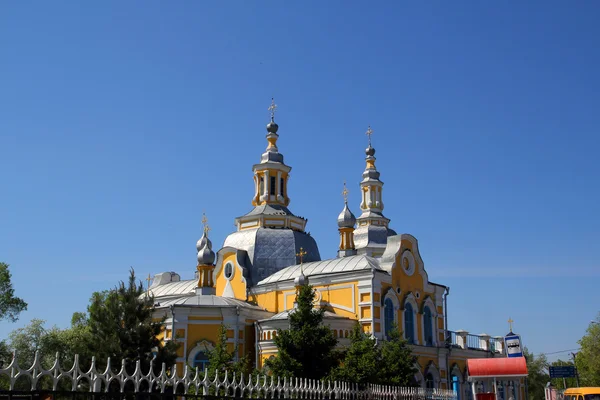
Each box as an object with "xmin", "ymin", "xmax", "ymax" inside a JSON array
[
  {"xmin": 251, "ymin": 98, "xmax": 291, "ymax": 207},
  {"xmin": 354, "ymin": 126, "xmax": 393, "ymax": 257}
]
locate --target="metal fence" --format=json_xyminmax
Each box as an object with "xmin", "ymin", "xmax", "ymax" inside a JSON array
[{"xmin": 0, "ymin": 353, "xmax": 456, "ymax": 400}]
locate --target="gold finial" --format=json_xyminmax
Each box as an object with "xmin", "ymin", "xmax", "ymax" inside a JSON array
[
  {"xmin": 342, "ymin": 181, "xmax": 349, "ymax": 203},
  {"xmin": 268, "ymin": 97, "xmax": 278, "ymax": 121},
  {"xmin": 296, "ymin": 247, "xmax": 307, "ymax": 264},
  {"xmin": 508, "ymin": 317, "xmax": 514, "ymax": 332},
  {"xmin": 202, "ymin": 212, "xmax": 210, "ymax": 234},
  {"xmin": 146, "ymin": 273, "xmax": 152, "ymax": 290},
  {"xmin": 366, "ymin": 126, "xmax": 373, "ymax": 147}
]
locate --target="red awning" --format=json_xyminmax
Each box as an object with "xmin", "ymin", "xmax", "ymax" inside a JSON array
[{"xmin": 467, "ymin": 357, "xmax": 528, "ymax": 379}]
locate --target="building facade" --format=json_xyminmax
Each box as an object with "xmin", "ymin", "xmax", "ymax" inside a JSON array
[{"xmin": 146, "ymin": 103, "xmax": 524, "ymax": 400}]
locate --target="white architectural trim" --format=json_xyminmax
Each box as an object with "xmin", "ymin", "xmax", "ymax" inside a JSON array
[
  {"xmin": 425, "ymin": 362, "xmax": 441, "ymax": 389},
  {"xmin": 421, "ymin": 296, "xmax": 438, "ymax": 347},
  {"xmin": 186, "ymin": 340, "xmax": 215, "ymax": 367},
  {"xmin": 402, "ymin": 293, "xmax": 419, "ymax": 345}
]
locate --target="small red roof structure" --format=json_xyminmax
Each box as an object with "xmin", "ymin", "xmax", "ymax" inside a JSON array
[{"xmin": 467, "ymin": 357, "xmax": 528, "ymax": 379}]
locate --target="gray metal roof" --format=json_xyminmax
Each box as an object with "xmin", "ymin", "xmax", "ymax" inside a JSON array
[
  {"xmin": 256, "ymin": 254, "xmax": 382, "ymax": 285},
  {"xmin": 155, "ymin": 294, "xmax": 267, "ymax": 311},
  {"xmin": 148, "ymin": 279, "xmax": 197, "ymax": 298},
  {"xmin": 223, "ymin": 227, "xmax": 321, "ymax": 284},
  {"xmin": 260, "ymin": 309, "xmax": 350, "ymax": 322},
  {"xmin": 243, "ymin": 204, "xmax": 296, "ymax": 217}
]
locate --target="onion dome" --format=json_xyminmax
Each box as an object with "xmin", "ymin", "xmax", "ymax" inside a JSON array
[
  {"xmin": 294, "ymin": 270, "xmax": 308, "ymax": 287},
  {"xmin": 197, "ymin": 240, "xmax": 215, "ymax": 265},
  {"xmin": 365, "ymin": 146, "xmax": 375, "ymax": 157},
  {"xmin": 197, "ymin": 213, "xmax": 215, "ymax": 265},
  {"xmin": 337, "ymin": 203, "xmax": 356, "ymax": 228},
  {"xmin": 338, "ymin": 182, "xmax": 356, "ymax": 228},
  {"xmin": 267, "ymin": 120, "xmax": 279, "ymax": 134},
  {"xmin": 196, "ymin": 232, "xmax": 212, "ymax": 253}
]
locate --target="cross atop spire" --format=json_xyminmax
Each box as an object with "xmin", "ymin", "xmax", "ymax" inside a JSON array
[
  {"xmin": 508, "ymin": 317, "xmax": 514, "ymax": 332},
  {"xmin": 366, "ymin": 126, "xmax": 373, "ymax": 147},
  {"xmin": 268, "ymin": 98, "xmax": 278, "ymax": 121},
  {"xmin": 342, "ymin": 181, "xmax": 349, "ymax": 204},
  {"xmin": 202, "ymin": 212, "xmax": 210, "ymax": 234},
  {"xmin": 296, "ymin": 247, "xmax": 307, "ymax": 264}
]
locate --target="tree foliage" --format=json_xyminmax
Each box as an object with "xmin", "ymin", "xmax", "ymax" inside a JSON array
[
  {"xmin": 205, "ymin": 324, "xmax": 252, "ymax": 378},
  {"xmin": 523, "ymin": 347, "xmax": 549, "ymax": 400},
  {"xmin": 331, "ymin": 323, "xmax": 416, "ymax": 387},
  {"xmin": 576, "ymin": 316, "xmax": 600, "ymax": 386},
  {"xmin": 329, "ymin": 324, "xmax": 379, "ymax": 385},
  {"xmin": 264, "ymin": 284, "xmax": 339, "ymax": 379},
  {"xmin": 0, "ymin": 262, "xmax": 27, "ymax": 322},
  {"xmin": 378, "ymin": 326, "xmax": 417, "ymax": 386},
  {"xmin": 87, "ymin": 269, "xmax": 178, "ymax": 372}
]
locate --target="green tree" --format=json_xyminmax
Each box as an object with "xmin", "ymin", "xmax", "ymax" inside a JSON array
[
  {"xmin": 207, "ymin": 324, "xmax": 234, "ymax": 375},
  {"xmin": 523, "ymin": 347, "xmax": 549, "ymax": 400},
  {"xmin": 8, "ymin": 318, "xmax": 49, "ymax": 367},
  {"xmin": 576, "ymin": 316, "xmax": 600, "ymax": 386},
  {"xmin": 205, "ymin": 324, "xmax": 253, "ymax": 378},
  {"xmin": 329, "ymin": 324, "xmax": 379, "ymax": 385},
  {"xmin": 0, "ymin": 262, "xmax": 27, "ymax": 322},
  {"xmin": 378, "ymin": 325, "xmax": 417, "ymax": 386},
  {"xmin": 87, "ymin": 269, "xmax": 178, "ymax": 373},
  {"xmin": 264, "ymin": 283, "xmax": 339, "ymax": 379}
]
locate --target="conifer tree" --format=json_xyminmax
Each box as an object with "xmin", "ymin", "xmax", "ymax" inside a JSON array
[
  {"xmin": 206, "ymin": 324, "xmax": 253, "ymax": 378},
  {"xmin": 329, "ymin": 324, "xmax": 379, "ymax": 385},
  {"xmin": 378, "ymin": 325, "xmax": 417, "ymax": 386},
  {"xmin": 265, "ymin": 283, "xmax": 339, "ymax": 379},
  {"xmin": 87, "ymin": 269, "xmax": 178, "ymax": 373}
]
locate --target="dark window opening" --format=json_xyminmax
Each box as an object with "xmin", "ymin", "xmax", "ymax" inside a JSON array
[{"xmin": 270, "ymin": 176, "xmax": 276, "ymax": 195}]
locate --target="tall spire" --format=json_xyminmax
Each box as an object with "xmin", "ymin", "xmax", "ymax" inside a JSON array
[{"xmin": 354, "ymin": 125, "xmax": 392, "ymax": 257}]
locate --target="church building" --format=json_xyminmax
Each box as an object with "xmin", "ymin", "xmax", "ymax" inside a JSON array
[{"xmin": 146, "ymin": 101, "xmax": 524, "ymax": 400}]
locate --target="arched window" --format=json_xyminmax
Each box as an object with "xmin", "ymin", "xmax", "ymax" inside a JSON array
[
  {"xmin": 424, "ymin": 306, "xmax": 433, "ymax": 346},
  {"xmin": 404, "ymin": 303, "xmax": 415, "ymax": 344},
  {"xmin": 452, "ymin": 375, "xmax": 461, "ymax": 400},
  {"xmin": 384, "ymin": 298, "xmax": 394, "ymax": 338},
  {"xmin": 193, "ymin": 351, "xmax": 209, "ymax": 371},
  {"xmin": 425, "ymin": 373, "xmax": 435, "ymax": 389}
]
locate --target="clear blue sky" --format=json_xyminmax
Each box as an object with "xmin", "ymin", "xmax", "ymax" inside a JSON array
[{"xmin": 1, "ymin": 1, "xmax": 598, "ymax": 362}]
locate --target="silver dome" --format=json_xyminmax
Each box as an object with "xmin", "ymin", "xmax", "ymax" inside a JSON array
[
  {"xmin": 196, "ymin": 232, "xmax": 212, "ymax": 252},
  {"xmin": 337, "ymin": 203, "xmax": 356, "ymax": 228},
  {"xmin": 197, "ymin": 231, "xmax": 215, "ymax": 265}
]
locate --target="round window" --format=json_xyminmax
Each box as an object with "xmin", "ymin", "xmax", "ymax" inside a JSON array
[{"xmin": 224, "ymin": 262, "xmax": 234, "ymax": 280}]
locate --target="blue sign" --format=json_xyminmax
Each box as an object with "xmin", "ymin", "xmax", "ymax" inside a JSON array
[
  {"xmin": 549, "ymin": 366, "xmax": 576, "ymax": 378},
  {"xmin": 505, "ymin": 334, "xmax": 523, "ymax": 358}
]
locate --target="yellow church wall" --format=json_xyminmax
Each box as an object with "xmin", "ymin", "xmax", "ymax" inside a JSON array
[
  {"xmin": 215, "ymin": 252, "xmax": 247, "ymax": 301},
  {"xmin": 255, "ymin": 281, "xmax": 360, "ymax": 318},
  {"xmin": 251, "ymin": 291, "xmax": 278, "ymax": 313},
  {"xmin": 186, "ymin": 323, "xmax": 223, "ymax": 353}
]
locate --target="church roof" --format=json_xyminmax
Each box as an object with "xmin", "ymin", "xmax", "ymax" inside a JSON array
[
  {"xmin": 266, "ymin": 309, "xmax": 349, "ymax": 321},
  {"xmin": 256, "ymin": 254, "xmax": 382, "ymax": 285},
  {"xmin": 154, "ymin": 294, "xmax": 267, "ymax": 311},
  {"xmin": 148, "ymin": 279, "xmax": 197, "ymax": 298}
]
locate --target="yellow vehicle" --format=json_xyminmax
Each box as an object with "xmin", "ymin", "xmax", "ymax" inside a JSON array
[{"xmin": 563, "ymin": 388, "xmax": 600, "ymax": 400}]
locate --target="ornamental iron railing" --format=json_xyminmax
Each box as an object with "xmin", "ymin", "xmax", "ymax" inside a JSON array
[{"xmin": 0, "ymin": 352, "xmax": 457, "ymax": 400}]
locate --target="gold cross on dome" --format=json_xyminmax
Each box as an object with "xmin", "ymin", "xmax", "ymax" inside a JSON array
[
  {"xmin": 268, "ymin": 98, "xmax": 278, "ymax": 121},
  {"xmin": 508, "ymin": 317, "xmax": 514, "ymax": 332},
  {"xmin": 342, "ymin": 181, "xmax": 349, "ymax": 203},
  {"xmin": 146, "ymin": 273, "xmax": 152, "ymax": 289},
  {"xmin": 202, "ymin": 212, "xmax": 210, "ymax": 234},
  {"xmin": 365, "ymin": 126, "xmax": 373, "ymax": 147},
  {"xmin": 296, "ymin": 247, "xmax": 307, "ymax": 264}
]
